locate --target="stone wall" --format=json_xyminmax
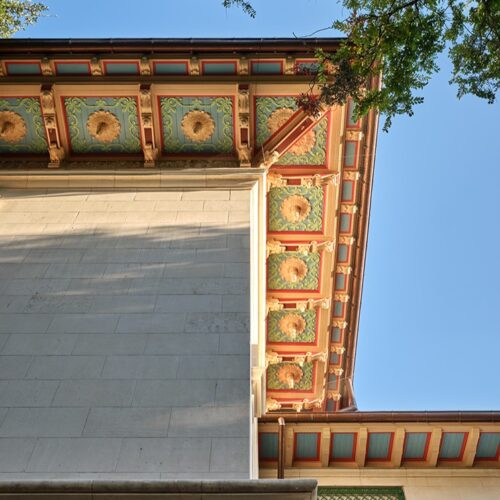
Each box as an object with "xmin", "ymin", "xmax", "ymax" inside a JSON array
[{"xmin": 0, "ymin": 188, "xmax": 250, "ymax": 479}]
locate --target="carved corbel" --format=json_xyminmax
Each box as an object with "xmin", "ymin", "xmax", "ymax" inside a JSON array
[
  {"xmin": 332, "ymin": 320, "xmax": 348, "ymax": 329},
  {"xmin": 297, "ymin": 240, "xmax": 335, "ymax": 255},
  {"xmin": 266, "ymin": 298, "xmax": 283, "ymax": 315},
  {"xmin": 41, "ymin": 58, "xmax": 52, "ymax": 76},
  {"xmin": 140, "ymin": 56, "xmax": 151, "ymax": 76},
  {"xmin": 292, "ymin": 402, "xmax": 304, "ymax": 412},
  {"xmin": 90, "ymin": 57, "xmax": 102, "ymax": 76},
  {"xmin": 40, "ymin": 85, "xmax": 65, "ymax": 168},
  {"xmin": 267, "ymin": 173, "xmax": 286, "ymax": 191},
  {"xmin": 336, "ymin": 265, "xmax": 352, "ymax": 274},
  {"xmin": 346, "ymin": 129, "xmax": 364, "ymax": 141},
  {"xmin": 339, "ymin": 236, "xmax": 355, "ymax": 246},
  {"xmin": 237, "ymin": 84, "xmax": 252, "ymax": 167},
  {"xmin": 331, "ymin": 346, "xmax": 346, "ymax": 355},
  {"xmin": 139, "ymin": 85, "xmax": 158, "ymax": 167},
  {"xmin": 284, "ymin": 55, "xmax": 295, "ymax": 75},
  {"xmin": 327, "ymin": 391, "xmax": 342, "ymax": 401},
  {"xmin": 190, "ymin": 56, "xmax": 200, "ymax": 76},
  {"xmin": 344, "ymin": 171, "xmax": 361, "ymax": 181},
  {"xmin": 258, "ymin": 150, "xmax": 280, "ymax": 169},
  {"xmin": 239, "ymin": 57, "xmax": 249, "ymax": 75},
  {"xmin": 266, "ymin": 351, "xmax": 283, "ymax": 367},
  {"xmin": 306, "ymin": 351, "xmax": 327, "ymax": 363},
  {"xmin": 306, "ymin": 298, "xmax": 331, "ymax": 310},
  {"xmin": 266, "ymin": 239, "xmax": 286, "ymax": 257},
  {"xmin": 341, "ymin": 204, "xmax": 359, "ymax": 214},
  {"xmin": 334, "ymin": 294, "xmax": 349, "ymax": 303},
  {"xmin": 266, "ymin": 397, "xmax": 282, "ymax": 412},
  {"xmin": 293, "ymin": 355, "xmax": 306, "ymax": 367}
]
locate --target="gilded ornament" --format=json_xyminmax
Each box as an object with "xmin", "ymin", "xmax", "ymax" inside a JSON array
[
  {"xmin": 280, "ymin": 195, "xmax": 311, "ymax": 223},
  {"xmin": 86, "ymin": 111, "xmax": 121, "ymax": 143},
  {"xmin": 181, "ymin": 110, "xmax": 215, "ymax": 143},
  {"xmin": 279, "ymin": 257, "xmax": 308, "ymax": 284},
  {"xmin": 277, "ymin": 364, "xmax": 303, "ymax": 389},
  {"xmin": 279, "ymin": 313, "xmax": 306, "ymax": 339},
  {"xmin": 0, "ymin": 111, "xmax": 27, "ymax": 143},
  {"xmin": 267, "ymin": 107, "xmax": 316, "ymax": 155}
]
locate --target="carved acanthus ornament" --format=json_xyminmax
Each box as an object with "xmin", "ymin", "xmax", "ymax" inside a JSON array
[
  {"xmin": 237, "ymin": 84, "xmax": 251, "ymax": 167},
  {"xmin": 339, "ymin": 236, "xmax": 355, "ymax": 246},
  {"xmin": 294, "ymin": 298, "xmax": 330, "ymax": 311},
  {"xmin": 331, "ymin": 346, "xmax": 346, "ymax": 355},
  {"xmin": 267, "ymin": 173, "xmax": 287, "ymax": 191},
  {"xmin": 181, "ymin": 110, "xmax": 215, "ymax": 143},
  {"xmin": 258, "ymin": 150, "xmax": 280, "ymax": 169},
  {"xmin": 341, "ymin": 204, "xmax": 359, "ymax": 214},
  {"xmin": 266, "ymin": 239, "xmax": 286, "ymax": 257},
  {"xmin": 301, "ymin": 173, "xmax": 340, "ymax": 187},
  {"xmin": 190, "ymin": 56, "xmax": 200, "ymax": 76},
  {"xmin": 140, "ymin": 57, "xmax": 151, "ymax": 75},
  {"xmin": 327, "ymin": 391, "xmax": 342, "ymax": 401},
  {"xmin": 334, "ymin": 294, "xmax": 350, "ymax": 303},
  {"xmin": 0, "ymin": 111, "xmax": 26, "ymax": 144},
  {"xmin": 266, "ymin": 298, "xmax": 283, "ymax": 315},
  {"xmin": 266, "ymin": 397, "xmax": 282, "ymax": 412},
  {"xmin": 87, "ymin": 111, "xmax": 121, "ymax": 143},
  {"xmin": 284, "ymin": 55, "xmax": 295, "ymax": 75},
  {"xmin": 39, "ymin": 85, "xmax": 65, "ymax": 167},
  {"xmin": 90, "ymin": 57, "xmax": 102, "ymax": 76},
  {"xmin": 266, "ymin": 351, "xmax": 283, "ymax": 367},
  {"xmin": 344, "ymin": 171, "xmax": 361, "ymax": 181},
  {"xmin": 139, "ymin": 85, "xmax": 158, "ymax": 167},
  {"xmin": 277, "ymin": 363, "xmax": 304, "ymax": 389},
  {"xmin": 41, "ymin": 57, "xmax": 52, "ymax": 76},
  {"xmin": 294, "ymin": 352, "xmax": 327, "ymax": 366},
  {"xmin": 345, "ymin": 129, "xmax": 364, "ymax": 141},
  {"xmin": 332, "ymin": 320, "xmax": 348, "ymax": 329},
  {"xmin": 238, "ymin": 57, "xmax": 249, "ymax": 75},
  {"xmin": 279, "ymin": 257, "xmax": 308, "ymax": 284},
  {"xmin": 336, "ymin": 265, "xmax": 352, "ymax": 275},
  {"xmin": 297, "ymin": 240, "xmax": 335, "ymax": 254}
]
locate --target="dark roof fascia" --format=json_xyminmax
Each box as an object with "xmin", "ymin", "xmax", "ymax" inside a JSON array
[
  {"xmin": 260, "ymin": 411, "xmax": 500, "ymax": 423},
  {"xmin": 0, "ymin": 37, "xmax": 343, "ymax": 54}
]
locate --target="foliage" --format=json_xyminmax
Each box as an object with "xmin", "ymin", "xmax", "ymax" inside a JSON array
[
  {"xmin": 224, "ymin": 0, "xmax": 499, "ymax": 131},
  {"xmin": 0, "ymin": 0, "xmax": 47, "ymax": 37}
]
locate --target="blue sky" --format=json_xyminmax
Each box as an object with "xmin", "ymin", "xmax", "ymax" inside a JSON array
[{"xmin": 18, "ymin": 0, "xmax": 500, "ymax": 410}]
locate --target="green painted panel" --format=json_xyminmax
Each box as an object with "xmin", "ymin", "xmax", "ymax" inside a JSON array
[
  {"xmin": 154, "ymin": 62, "xmax": 188, "ymax": 75},
  {"xmin": 202, "ymin": 62, "xmax": 236, "ymax": 74},
  {"xmin": 268, "ymin": 185, "xmax": 324, "ymax": 232},
  {"xmin": 252, "ymin": 61, "xmax": 282, "ymax": 74},
  {"xmin": 255, "ymin": 96, "xmax": 328, "ymax": 166},
  {"xmin": 403, "ymin": 432, "xmax": 428, "ymax": 459},
  {"xmin": 367, "ymin": 432, "xmax": 392, "ymax": 460},
  {"xmin": 6, "ymin": 63, "xmax": 40, "ymax": 75},
  {"xmin": 476, "ymin": 432, "xmax": 500, "ymax": 458},
  {"xmin": 0, "ymin": 97, "xmax": 47, "ymax": 154},
  {"xmin": 259, "ymin": 432, "xmax": 278, "ymax": 459},
  {"xmin": 439, "ymin": 432, "xmax": 466, "ymax": 459},
  {"xmin": 318, "ymin": 487, "xmax": 405, "ymax": 500},
  {"xmin": 295, "ymin": 432, "xmax": 319, "ymax": 459},
  {"xmin": 105, "ymin": 62, "xmax": 139, "ymax": 75},
  {"xmin": 267, "ymin": 362, "xmax": 313, "ymax": 390},
  {"xmin": 268, "ymin": 308, "xmax": 316, "ymax": 343},
  {"xmin": 56, "ymin": 63, "xmax": 90, "ymax": 75},
  {"xmin": 160, "ymin": 96, "xmax": 234, "ymax": 154},
  {"xmin": 331, "ymin": 433, "xmax": 355, "ymax": 460},
  {"xmin": 63, "ymin": 96, "xmax": 141, "ymax": 154},
  {"xmin": 267, "ymin": 252, "xmax": 320, "ymax": 290}
]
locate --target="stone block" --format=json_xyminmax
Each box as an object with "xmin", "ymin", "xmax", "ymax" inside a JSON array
[
  {"xmin": 115, "ymin": 313, "xmax": 186, "ymax": 334},
  {"xmin": 52, "ymin": 380, "xmax": 135, "ymax": 407},
  {"xmin": 101, "ymin": 356, "xmax": 179, "ymax": 379},
  {"xmin": 2, "ymin": 334, "xmax": 77, "ymax": 355},
  {"xmin": 184, "ymin": 313, "xmax": 249, "ymax": 334},
  {"xmin": 47, "ymin": 314, "xmax": 119, "ymax": 334},
  {"xmin": 163, "ymin": 262, "xmax": 224, "ymax": 279},
  {"xmin": 0, "ymin": 438, "xmax": 36, "ymax": 472},
  {"xmin": 168, "ymin": 406, "xmax": 248, "ymax": 438},
  {"xmin": 182, "ymin": 190, "xmax": 229, "ymax": 200},
  {"xmin": 0, "ymin": 408, "xmax": 88, "ymax": 437},
  {"xmin": 155, "ymin": 295, "xmax": 221, "ymax": 313},
  {"xmin": 116, "ymin": 438, "xmax": 211, "ymax": 472},
  {"xmin": 0, "ymin": 314, "xmax": 53, "ymax": 334},
  {"xmin": 0, "ymin": 380, "xmax": 58, "ymax": 406},
  {"xmin": 219, "ymin": 334, "xmax": 250, "ymax": 355},
  {"xmin": 176, "ymin": 355, "xmax": 248, "ymax": 380},
  {"xmin": 0, "ymin": 356, "xmax": 32, "ymax": 378},
  {"xmin": 222, "ymin": 295, "xmax": 249, "ymax": 313},
  {"xmin": 133, "ymin": 380, "xmax": 216, "ymax": 407},
  {"xmin": 145, "ymin": 334, "xmax": 219, "ymax": 355},
  {"xmin": 83, "ymin": 408, "xmax": 171, "ymax": 437},
  {"xmin": 215, "ymin": 380, "xmax": 250, "ymax": 407},
  {"xmin": 72, "ymin": 334, "xmax": 147, "ymax": 355},
  {"xmin": 224, "ymin": 263, "xmax": 249, "ymax": 278},
  {"xmin": 26, "ymin": 356, "xmax": 105, "ymax": 380},
  {"xmin": 90, "ymin": 295, "xmax": 155, "ymax": 314},
  {"xmin": 210, "ymin": 437, "xmax": 250, "ymax": 473},
  {"xmin": 26, "ymin": 438, "xmax": 122, "ymax": 472}
]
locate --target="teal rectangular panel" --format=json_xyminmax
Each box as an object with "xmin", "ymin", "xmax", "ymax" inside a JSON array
[
  {"xmin": 367, "ymin": 432, "xmax": 392, "ymax": 460},
  {"xmin": 295, "ymin": 432, "xmax": 319, "ymax": 460},
  {"xmin": 202, "ymin": 61, "xmax": 237, "ymax": 75},
  {"xmin": 333, "ymin": 301, "xmax": 344, "ymax": 318},
  {"xmin": 476, "ymin": 433, "xmax": 500, "ymax": 459},
  {"xmin": 259, "ymin": 432, "xmax": 278, "ymax": 460},
  {"xmin": 6, "ymin": 62, "xmax": 41, "ymax": 75},
  {"xmin": 329, "ymin": 352, "xmax": 339, "ymax": 364},
  {"xmin": 344, "ymin": 141, "xmax": 357, "ymax": 167},
  {"xmin": 335, "ymin": 273, "xmax": 346, "ymax": 290},
  {"xmin": 331, "ymin": 433, "xmax": 355, "ymax": 460},
  {"xmin": 328, "ymin": 374, "xmax": 337, "ymax": 384},
  {"xmin": 55, "ymin": 63, "xmax": 90, "ymax": 75},
  {"xmin": 342, "ymin": 181, "xmax": 354, "ymax": 202},
  {"xmin": 403, "ymin": 432, "xmax": 429, "ymax": 460},
  {"xmin": 340, "ymin": 214, "xmax": 351, "ymax": 233},
  {"xmin": 154, "ymin": 62, "xmax": 188, "ymax": 75},
  {"xmin": 105, "ymin": 62, "xmax": 139, "ymax": 75},
  {"xmin": 331, "ymin": 327, "xmax": 341, "ymax": 342},
  {"xmin": 439, "ymin": 432, "xmax": 466, "ymax": 459},
  {"xmin": 326, "ymin": 399, "xmax": 336, "ymax": 411},
  {"xmin": 251, "ymin": 61, "xmax": 282, "ymax": 74},
  {"xmin": 347, "ymin": 99, "xmax": 359, "ymax": 127},
  {"xmin": 337, "ymin": 244, "xmax": 349, "ymax": 262}
]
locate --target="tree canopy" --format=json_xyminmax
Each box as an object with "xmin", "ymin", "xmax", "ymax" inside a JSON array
[
  {"xmin": 225, "ymin": 0, "xmax": 499, "ymax": 130},
  {"xmin": 0, "ymin": 0, "xmax": 47, "ymax": 38}
]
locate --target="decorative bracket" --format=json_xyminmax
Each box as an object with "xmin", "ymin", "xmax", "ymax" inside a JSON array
[
  {"xmin": 40, "ymin": 85, "xmax": 65, "ymax": 168},
  {"xmin": 139, "ymin": 85, "xmax": 158, "ymax": 167},
  {"xmin": 237, "ymin": 84, "xmax": 252, "ymax": 167}
]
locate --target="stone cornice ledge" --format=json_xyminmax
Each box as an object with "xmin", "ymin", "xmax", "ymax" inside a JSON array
[
  {"xmin": 0, "ymin": 167, "xmax": 267, "ymax": 190},
  {"xmin": 0, "ymin": 479, "xmax": 318, "ymax": 497}
]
